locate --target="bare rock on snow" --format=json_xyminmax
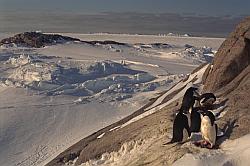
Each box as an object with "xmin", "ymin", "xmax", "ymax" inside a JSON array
[{"xmin": 0, "ymin": 32, "xmax": 80, "ymax": 48}]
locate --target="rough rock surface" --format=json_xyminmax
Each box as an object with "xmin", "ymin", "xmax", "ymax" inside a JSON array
[
  {"xmin": 203, "ymin": 17, "xmax": 250, "ymax": 91},
  {"xmin": 203, "ymin": 17, "xmax": 250, "ymax": 139},
  {"xmin": 0, "ymin": 32, "xmax": 80, "ymax": 48}
]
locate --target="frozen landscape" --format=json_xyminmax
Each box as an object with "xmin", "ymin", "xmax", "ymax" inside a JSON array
[
  {"xmin": 45, "ymin": 17, "xmax": 250, "ymax": 166},
  {"xmin": 0, "ymin": 32, "xmax": 224, "ymax": 166}
]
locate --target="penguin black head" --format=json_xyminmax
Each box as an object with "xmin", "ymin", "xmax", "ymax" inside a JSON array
[
  {"xmin": 191, "ymin": 87, "xmax": 198, "ymax": 91},
  {"xmin": 187, "ymin": 87, "xmax": 198, "ymax": 92},
  {"xmin": 186, "ymin": 87, "xmax": 199, "ymax": 97}
]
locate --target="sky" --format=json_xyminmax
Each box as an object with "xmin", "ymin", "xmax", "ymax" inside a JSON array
[
  {"xmin": 0, "ymin": 0, "xmax": 250, "ymax": 16},
  {"xmin": 0, "ymin": 0, "xmax": 248, "ymax": 35}
]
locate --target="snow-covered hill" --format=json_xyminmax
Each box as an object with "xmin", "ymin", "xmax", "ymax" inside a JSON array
[{"xmin": 0, "ymin": 33, "xmax": 223, "ymax": 166}]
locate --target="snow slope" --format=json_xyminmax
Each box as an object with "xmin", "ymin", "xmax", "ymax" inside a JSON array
[
  {"xmin": 60, "ymin": 63, "xmax": 211, "ymax": 166},
  {"xmin": 70, "ymin": 63, "xmax": 235, "ymax": 166}
]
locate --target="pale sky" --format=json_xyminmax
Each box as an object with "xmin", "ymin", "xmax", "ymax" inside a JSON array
[{"xmin": 0, "ymin": 0, "xmax": 249, "ymax": 16}]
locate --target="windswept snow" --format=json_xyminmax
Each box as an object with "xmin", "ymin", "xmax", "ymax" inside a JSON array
[
  {"xmin": 79, "ymin": 137, "xmax": 157, "ymax": 166},
  {"xmin": 173, "ymin": 134, "xmax": 250, "ymax": 166},
  {"xmin": 84, "ymin": 133, "xmax": 250, "ymax": 166},
  {"xmin": 0, "ymin": 33, "xmax": 223, "ymax": 166}
]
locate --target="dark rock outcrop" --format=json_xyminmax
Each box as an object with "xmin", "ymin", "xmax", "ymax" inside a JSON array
[
  {"xmin": 85, "ymin": 40, "xmax": 126, "ymax": 46},
  {"xmin": 0, "ymin": 32, "xmax": 80, "ymax": 48},
  {"xmin": 203, "ymin": 17, "xmax": 250, "ymax": 92},
  {"xmin": 0, "ymin": 32, "xmax": 128, "ymax": 48},
  {"xmin": 203, "ymin": 17, "xmax": 250, "ymax": 139}
]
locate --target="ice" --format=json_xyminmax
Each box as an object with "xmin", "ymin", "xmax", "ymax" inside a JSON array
[
  {"xmin": 5, "ymin": 54, "xmax": 32, "ymax": 66},
  {"xmin": 181, "ymin": 45, "xmax": 215, "ymax": 64},
  {"xmin": 97, "ymin": 133, "xmax": 105, "ymax": 139},
  {"xmin": 3, "ymin": 53, "xmax": 159, "ymax": 99},
  {"xmin": 109, "ymin": 126, "xmax": 121, "ymax": 132}
]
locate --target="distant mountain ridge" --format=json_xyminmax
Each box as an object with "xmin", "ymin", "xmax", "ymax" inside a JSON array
[{"xmin": 0, "ymin": 12, "xmax": 244, "ymax": 37}]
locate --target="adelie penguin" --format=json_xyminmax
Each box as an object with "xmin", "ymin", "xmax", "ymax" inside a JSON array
[
  {"xmin": 165, "ymin": 107, "xmax": 191, "ymax": 145},
  {"xmin": 189, "ymin": 93, "xmax": 216, "ymax": 134},
  {"xmin": 199, "ymin": 110, "xmax": 217, "ymax": 149}
]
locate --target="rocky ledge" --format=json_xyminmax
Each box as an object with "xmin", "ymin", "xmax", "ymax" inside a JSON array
[
  {"xmin": 203, "ymin": 16, "xmax": 250, "ymax": 139},
  {"xmin": 0, "ymin": 32, "xmax": 81, "ymax": 48},
  {"xmin": 0, "ymin": 32, "xmax": 129, "ymax": 48}
]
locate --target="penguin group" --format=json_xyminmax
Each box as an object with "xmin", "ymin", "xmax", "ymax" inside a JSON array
[{"xmin": 167, "ymin": 86, "xmax": 219, "ymax": 149}]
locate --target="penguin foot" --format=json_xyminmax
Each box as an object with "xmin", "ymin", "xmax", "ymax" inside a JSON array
[
  {"xmin": 200, "ymin": 140, "xmax": 209, "ymax": 148},
  {"xmin": 162, "ymin": 142, "xmax": 172, "ymax": 145},
  {"xmin": 194, "ymin": 140, "xmax": 214, "ymax": 149},
  {"xmin": 207, "ymin": 144, "xmax": 214, "ymax": 149},
  {"xmin": 201, "ymin": 141, "xmax": 215, "ymax": 149},
  {"xmin": 202, "ymin": 140, "xmax": 208, "ymax": 145},
  {"xmin": 162, "ymin": 139, "xmax": 176, "ymax": 145},
  {"xmin": 193, "ymin": 140, "xmax": 204, "ymax": 147}
]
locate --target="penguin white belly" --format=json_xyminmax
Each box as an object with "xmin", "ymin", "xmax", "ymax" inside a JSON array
[{"xmin": 201, "ymin": 116, "xmax": 216, "ymax": 147}]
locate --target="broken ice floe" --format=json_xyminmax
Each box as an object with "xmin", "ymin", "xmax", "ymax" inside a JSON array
[
  {"xmin": 181, "ymin": 45, "xmax": 214, "ymax": 64},
  {"xmin": 0, "ymin": 53, "xmax": 182, "ymax": 102}
]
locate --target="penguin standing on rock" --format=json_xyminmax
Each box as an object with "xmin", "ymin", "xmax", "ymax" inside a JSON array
[
  {"xmin": 165, "ymin": 107, "xmax": 191, "ymax": 144},
  {"xmin": 199, "ymin": 110, "xmax": 217, "ymax": 149}
]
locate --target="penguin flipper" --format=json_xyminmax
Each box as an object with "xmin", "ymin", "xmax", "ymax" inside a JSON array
[
  {"xmin": 216, "ymin": 124, "xmax": 225, "ymax": 139},
  {"xmin": 215, "ymin": 124, "xmax": 218, "ymax": 138},
  {"xmin": 184, "ymin": 120, "xmax": 191, "ymax": 137}
]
